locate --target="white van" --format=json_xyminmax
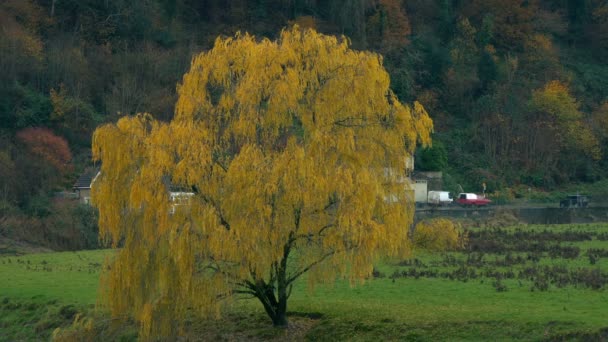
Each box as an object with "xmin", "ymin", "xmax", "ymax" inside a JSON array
[{"xmin": 427, "ymin": 191, "xmax": 453, "ymax": 206}]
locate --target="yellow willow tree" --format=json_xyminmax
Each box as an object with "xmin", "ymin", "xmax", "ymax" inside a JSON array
[{"xmin": 92, "ymin": 27, "xmax": 433, "ymax": 336}]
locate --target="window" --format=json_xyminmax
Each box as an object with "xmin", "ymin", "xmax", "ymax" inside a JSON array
[{"xmin": 169, "ymin": 192, "xmax": 194, "ymax": 214}]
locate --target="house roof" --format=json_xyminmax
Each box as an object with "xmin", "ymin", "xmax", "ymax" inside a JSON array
[
  {"xmin": 73, "ymin": 168, "xmax": 100, "ymax": 189},
  {"xmin": 72, "ymin": 171, "xmax": 195, "ymax": 192}
]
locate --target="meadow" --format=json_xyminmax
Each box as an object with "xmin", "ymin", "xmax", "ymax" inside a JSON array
[{"xmin": 1, "ymin": 223, "xmax": 608, "ymax": 341}]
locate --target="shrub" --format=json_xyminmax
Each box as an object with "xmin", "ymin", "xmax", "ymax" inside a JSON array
[
  {"xmin": 488, "ymin": 189, "xmax": 514, "ymax": 205},
  {"xmin": 413, "ymin": 218, "xmax": 466, "ymax": 251},
  {"xmin": 0, "ymin": 199, "xmax": 98, "ymax": 251},
  {"xmin": 492, "ymin": 279, "xmax": 508, "ymax": 292}
]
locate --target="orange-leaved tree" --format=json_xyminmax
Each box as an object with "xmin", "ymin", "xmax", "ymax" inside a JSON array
[
  {"xmin": 92, "ymin": 27, "xmax": 434, "ymax": 337},
  {"xmin": 16, "ymin": 127, "xmax": 72, "ymax": 173}
]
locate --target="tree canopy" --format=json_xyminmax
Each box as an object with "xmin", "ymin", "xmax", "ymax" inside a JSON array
[{"xmin": 92, "ymin": 27, "xmax": 433, "ymax": 336}]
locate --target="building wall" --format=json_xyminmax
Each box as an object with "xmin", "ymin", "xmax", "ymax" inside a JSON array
[
  {"xmin": 416, "ymin": 171, "xmax": 443, "ymax": 191},
  {"xmin": 78, "ymin": 189, "xmax": 92, "ymax": 205},
  {"xmin": 414, "ymin": 180, "xmax": 428, "ymax": 203}
]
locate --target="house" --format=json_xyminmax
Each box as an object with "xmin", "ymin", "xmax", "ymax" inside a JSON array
[
  {"xmin": 168, "ymin": 185, "xmax": 194, "ymax": 214},
  {"xmin": 383, "ymin": 156, "xmax": 427, "ymax": 204},
  {"xmin": 410, "ymin": 179, "xmax": 428, "ymax": 203},
  {"xmin": 72, "ymin": 168, "xmax": 100, "ymax": 205},
  {"xmin": 74, "ymin": 155, "xmax": 428, "ymax": 207},
  {"xmin": 415, "ymin": 171, "xmax": 443, "ymax": 192},
  {"xmin": 404, "ymin": 155, "xmax": 429, "ymax": 203},
  {"xmin": 73, "ymin": 169, "xmax": 194, "ymax": 212}
]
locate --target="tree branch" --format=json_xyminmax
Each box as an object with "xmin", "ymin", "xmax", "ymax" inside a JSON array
[
  {"xmin": 286, "ymin": 250, "xmax": 335, "ymax": 285},
  {"xmin": 233, "ymin": 289, "xmax": 257, "ymax": 297},
  {"xmin": 333, "ymin": 117, "xmax": 374, "ymax": 128},
  {"xmin": 198, "ymin": 193, "xmax": 231, "ymax": 231}
]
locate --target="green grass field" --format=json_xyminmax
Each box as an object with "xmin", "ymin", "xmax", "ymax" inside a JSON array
[
  {"xmin": 0, "ymin": 250, "xmax": 110, "ymax": 341},
  {"xmin": 1, "ymin": 224, "xmax": 608, "ymax": 341}
]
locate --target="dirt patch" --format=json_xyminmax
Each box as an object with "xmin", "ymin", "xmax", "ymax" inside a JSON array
[
  {"xmin": 183, "ymin": 312, "xmax": 322, "ymax": 341},
  {"xmin": 273, "ymin": 317, "xmax": 320, "ymax": 341}
]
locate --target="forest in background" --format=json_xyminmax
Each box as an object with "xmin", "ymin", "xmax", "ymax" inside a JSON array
[{"xmin": 1, "ymin": 0, "xmax": 607, "ymax": 249}]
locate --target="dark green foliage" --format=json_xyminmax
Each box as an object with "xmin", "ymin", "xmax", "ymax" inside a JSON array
[
  {"xmin": 1, "ymin": 84, "xmax": 52, "ymax": 131},
  {"xmin": 416, "ymin": 140, "xmax": 448, "ymax": 171},
  {"xmin": 477, "ymin": 50, "xmax": 497, "ymax": 89},
  {"xmin": 24, "ymin": 194, "xmax": 52, "ymax": 218},
  {"xmin": 566, "ymin": 59, "xmax": 608, "ymax": 107},
  {"xmin": 72, "ymin": 204, "xmax": 99, "ymax": 250},
  {"xmin": 477, "ymin": 15, "xmax": 494, "ymax": 47}
]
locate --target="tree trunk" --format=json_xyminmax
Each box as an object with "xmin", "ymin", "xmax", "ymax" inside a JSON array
[
  {"xmin": 254, "ymin": 278, "xmax": 288, "ymax": 327},
  {"xmin": 252, "ymin": 235, "xmax": 294, "ymax": 327},
  {"xmin": 275, "ymin": 259, "xmax": 288, "ymax": 327},
  {"xmin": 271, "ymin": 304, "xmax": 288, "ymax": 327},
  {"xmin": 254, "ymin": 243, "xmax": 291, "ymax": 327}
]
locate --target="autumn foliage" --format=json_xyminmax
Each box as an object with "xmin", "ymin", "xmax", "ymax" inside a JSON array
[
  {"xmin": 525, "ymin": 81, "xmax": 601, "ymax": 177},
  {"xmin": 16, "ymin": 127, "xmax": 72, "ymax": 173},
  {"xmin": 2, "ymin": 0, "xmax": 608, "ymax": 214},
  {"xmin": 92, "ymin": 27, "xmax": 435, "ymax": 336},
  {"xmin": 367, "ymin": 0, "xmax": 411, "ymax": 51},
  {"xmin": 413, "ymin": 218, "xmax": 466, "ymax": 252}
]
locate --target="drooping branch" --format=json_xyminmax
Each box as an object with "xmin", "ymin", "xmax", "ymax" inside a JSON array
[
  {"xmin": 286, "ymin": 250, "xmax": 335, "ymax": 285},
  {"xmin": 198, "ymin": 192, "xmax": 231, "ymax": 231},
  {"xmin": 292, "ymin": 223, "xmax": 336, "ymax": 245},
  {"xmin": 213, "ymin": 158, "xmax": 229, "ymax": 173},
  {"xmin": 232, "ymin": 289, "xmax": 257, "ymax": 298},
  {"xmin": 333, "ymin": 117, "xmax": 379, "ymax": 128}
]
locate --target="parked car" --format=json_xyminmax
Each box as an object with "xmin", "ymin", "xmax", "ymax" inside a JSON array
[
  {"xmin": 427, "ymin": 191, "xmax": 453, "ymax": 206},
  {"xmin": 559, "ymin": 195, "xmax": 588, "ymax": 208},
  {"xmin": 456, "ymin": 193, "xmax": 492, "ymax": 207}
]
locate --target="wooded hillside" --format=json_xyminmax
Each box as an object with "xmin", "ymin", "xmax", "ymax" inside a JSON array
[{"xmin": 1, "ymin": 0, "xmax": 607, "ymax": 219}]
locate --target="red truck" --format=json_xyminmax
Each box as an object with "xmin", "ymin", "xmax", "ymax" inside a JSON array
[{"xmin": 456, "ymin": 193, "xmax": 492, "ymax": 207}]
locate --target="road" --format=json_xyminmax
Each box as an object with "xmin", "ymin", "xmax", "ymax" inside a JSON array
[{"xmin": 415, "ymin": 203, "xmax": 608, "ymax": 212}]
